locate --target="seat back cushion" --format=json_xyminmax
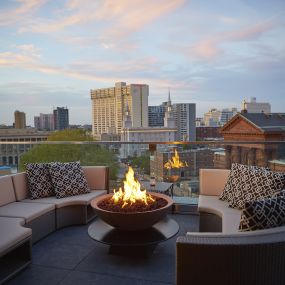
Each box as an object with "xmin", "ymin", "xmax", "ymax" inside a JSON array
[
  {"xmin": 49, "ymin": 161, "xmax": 90, "ymax": 199},
  {"xmin": 12, "ymin": 173, "xmax": 29, "ymax": 201},
  {"xmin": 25, "ymin": 163, "xmax": 54, "ymax": 199},
  {"xmin": 199, "ymin": 169, "xmax": 230, "ymax": 196},
  {"xmin": 82, "ymin": 166, "xmax": 108, "ymax": 190},
  {"xmin": 0, "ymin": 176, "xmax": 16, "ymax": 206}
]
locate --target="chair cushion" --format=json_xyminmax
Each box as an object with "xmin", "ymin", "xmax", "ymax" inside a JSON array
[
  {"xmin": 48, "ymin": 161, "xmax": 90, "ymax": 199},
  {"xmin": 219, "ymin": 163, "xmax": 269, "ymax": 203},
  {"xmin": 22, "ymin": 190, "xmax": 107, "ymax": 208},
  {"xmin": 25, "ymin": 163, "xmax": 54, "ymax": 199},
  {"xmin": 239, "ymin": 196, "xmax": 285, "ymax": 231},
  {"xmin": 229, "ymin": 168, "xmax": 285, "ymax": 209},
  {"xmin": 0, "ymin": 217, "xmax": 31, "ymax": 257},
  {"xmin": 198, "ymin": 195, "xmax": 241, "ymax": 233},
  {"xmin": 0, "ymin": 201, "xmax": 55, "ymax": 223}
]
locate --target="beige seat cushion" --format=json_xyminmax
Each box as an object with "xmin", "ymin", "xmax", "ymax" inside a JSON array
[
  {"xmin": 0, "ymin": 217, "xmax": 32, "ymax": 257},
  {"xmin": 22, "ymin": 190, "xmax": 107, "ymax": 208},
  {"xmin": 0, "ymin": 176, "xmax": 16, "ymax": 206},
  {"xmin": 198, "ymin": 195, "xmax": 241, "ymax": 234},
  {"xmin": 0, "ymin": 202, "xmax": 55, "ymax": 223}
]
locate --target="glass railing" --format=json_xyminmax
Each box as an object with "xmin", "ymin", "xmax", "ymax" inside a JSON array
[{"xmin": 1, "ymin": 141, "xmax": 285, "ymax": 208}]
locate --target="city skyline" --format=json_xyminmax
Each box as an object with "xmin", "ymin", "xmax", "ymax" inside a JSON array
[{"xmin": 1, "ymin": 0, "xmax": 285, "ymax": 126}]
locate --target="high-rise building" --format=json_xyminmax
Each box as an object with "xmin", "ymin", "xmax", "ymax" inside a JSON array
[
  {"xmin": 148, "ymin": 104, "xmax": 166, "ymax": 127},
  {"xmin": 241, "ymin": 97, "xmax": 271, "ymax": 113},
  {"xmin": 14, "ymin": 110, "xmax": 26, "ymax": 129},
  {"xmin": 34, "ymin": 113, "xmax": 54, "ymax": 131},
  {"xmin": 172, "ymin": 103, "xmax": 196, "ymax": 141},
  {"xmin": 204, "ymin": 108, "xmax": 237, "ymax": 127},
  {"xmin": 90, "ymin": 82, "xmax": 149, "ymax": 137},
  {"xmin": 220, "ymin": 108, "xmax": 238, "ymax": 125},
  {"xmin": 53, "ymin": 107, "xmax": 69, "ymax": 130},
  {"xmin": 203, "ymin": 109, "xmax": 221, "ymax": 127}
]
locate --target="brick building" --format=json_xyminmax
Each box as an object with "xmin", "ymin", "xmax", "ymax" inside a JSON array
[
  {"xmin": 196, "ymin": 127, "xmax": 223, "ymax": 140},
  {"xmin": 214, "ymin": 112, "xmax": 285, "ymax": 170}
]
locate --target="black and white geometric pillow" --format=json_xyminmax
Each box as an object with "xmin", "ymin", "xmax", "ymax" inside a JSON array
[
  {"xmin": 229, "ymin": 169, "xmax": 285, "ymax": 210},
  {"xmin": 219, "ymin": 163, "xmax": 269, "ymax": 203},
  {"xmin": 25, "ymin": 163, "xmax": 54, "ymax": 199},
  {"xmin": 48, "ymin": 161, "xmax": 90, "ymax": 199},
  {"xmin": 239, "ymin": 196, "xmax": 285, "ymax": 231}
]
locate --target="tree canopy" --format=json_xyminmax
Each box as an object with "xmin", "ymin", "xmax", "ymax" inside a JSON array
[{"xmin": 19, "ymin": 129, "xmax": 118, "ymax": 179}]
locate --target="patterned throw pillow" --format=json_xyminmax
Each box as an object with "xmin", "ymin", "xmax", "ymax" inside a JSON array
[
  {"xmin": 48, "ymin": 161, "xmax": 90, "ymax": 199},
  {"xmin": 239, "ymin": 196, "xmax": 285, "ymax": 231},
  {"xmin": 219, "ymin": 163, "xmax": 269, "ymax": 203},
  {"xmin": 229, "ymin": 169, "xmax": 285, "ymax": 210},
  {"xmin": 25, "ymin": 163, "xmax": 54, "ymax": 199}
]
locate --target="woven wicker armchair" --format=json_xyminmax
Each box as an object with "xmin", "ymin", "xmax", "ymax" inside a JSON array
[{"xmin": 176, "ymin": 168, "xmax": 285, "ymax": 285}]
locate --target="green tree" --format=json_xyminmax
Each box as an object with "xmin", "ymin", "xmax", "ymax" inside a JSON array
[
  {"xmin": 19, "ymin": 129, "xmax": 118, "ymax": 179},
  {"xmin": 129, "ymin": 153, "xmax": 150, "ymax": 175}
]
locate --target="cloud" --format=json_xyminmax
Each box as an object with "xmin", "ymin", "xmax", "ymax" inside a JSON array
[
  {"xmin": 18, "ymin": 0, "xmax": 185, "ymax": 38},
  {"xmin": 187, "ymin": 21, "xmax": 276, "ymax": 60},
  {"xmin": 0, "ymin": 0, "xmax": 46, "ymax": 26},
  {"xmin": 0, "ymin": 46, "xmax": 184, "ymax": 89}
]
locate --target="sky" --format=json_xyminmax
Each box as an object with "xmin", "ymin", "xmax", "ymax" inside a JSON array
[{"xmin": 0, "ymin": 0, "xmax": 285, "ymax": 126}]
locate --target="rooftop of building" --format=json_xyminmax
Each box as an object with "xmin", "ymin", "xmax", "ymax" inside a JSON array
[{"xmin": 240, "ymin": 112, "xmax": 285, "ymax": 132}]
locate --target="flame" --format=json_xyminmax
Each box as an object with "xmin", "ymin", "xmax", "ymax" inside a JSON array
[
  {"xmin": 112, "ymin": 167, "xmax": 155, "ymax": 208},
  {"xmin": 164, "ymin": 149, "xmax": 188, "ymax": 169}
]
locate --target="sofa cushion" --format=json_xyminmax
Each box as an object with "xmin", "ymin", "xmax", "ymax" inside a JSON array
[
  {"xmin": 12, "ymin": 172, "xmax": 29, "ymax": 201},
  {"xmin": 48, "ymin": 161, "xmax": 90, "ymax": 199},
  {"xmin": 219, "ymin": 163, "xmax": 269, "ymax": 203},
  {"xmin": 229, "ymin": 169, "xmax": 285, "ymax": 209},
  {"xmin": 239, "ymin": 196, "xmax": 285, "ymax": 231},
  {"xmin": 0, "ymin": 176, "xmax": 16, "ymax": 206},
  {"xmin": 0, "ymin": 201, "xmax": 55, "ymax": 223},
  {"xmin": 82, "ymin": 166, "xmax": 108, "ymax": 190},
  {"xmin": 21, "ymin": 190, "xmax": 107, "ymax": 208},
  {"xmin": 0, "ymin": 217, "xmax": 31, "ymax": 257},
  {"xmin": 25, "ymin": 163, "xmax": 54, "ymax": 199}
]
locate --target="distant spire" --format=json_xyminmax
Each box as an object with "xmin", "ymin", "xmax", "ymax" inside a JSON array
[{"xmin": 168, "ymin": 88, "xmax": 171, "ymax": 104}]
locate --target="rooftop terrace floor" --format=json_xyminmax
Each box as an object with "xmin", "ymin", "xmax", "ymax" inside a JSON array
[{"xmin": 7, "ymin": 214, "xmax": 199, "ymax": 285}]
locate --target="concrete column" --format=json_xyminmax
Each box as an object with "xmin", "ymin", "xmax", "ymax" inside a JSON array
[
  {"xmin": 247, "ymin": 148, "xmax": 256, "ymax": 165},
  {"xmin": 231, "ymin": 146, "xmax": 241, "ymax": 164},
  {"xmin": 225, "ymin": 145, "xmax": 232, "ymax": 169}
]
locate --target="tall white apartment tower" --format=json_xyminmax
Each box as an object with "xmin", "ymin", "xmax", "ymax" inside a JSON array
[{"xmin": 90, "ymin": 82, "xmax": 149, "ymax": 137}]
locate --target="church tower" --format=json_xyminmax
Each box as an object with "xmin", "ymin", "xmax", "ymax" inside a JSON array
[
  {"xmin": 164, "ymin": 89, "xmax": 175, "ymax": 128},
  {"xmin": 123, "ymin": 101, "xmax": 132, "ymax": 128}
]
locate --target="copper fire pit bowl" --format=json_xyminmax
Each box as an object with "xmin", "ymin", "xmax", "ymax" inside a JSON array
[{"xmin": 91, "ymin": 192, "xmax": 174, "ymax": 231}]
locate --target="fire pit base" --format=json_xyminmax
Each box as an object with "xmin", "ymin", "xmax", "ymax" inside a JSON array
[{"xmin": 88, "ymin": 216, "xmax": 179, "ymax": 257}]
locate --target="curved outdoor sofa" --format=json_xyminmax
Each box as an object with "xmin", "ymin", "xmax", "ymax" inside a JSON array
[
  {"xmin": 0, "ymin": 166, "xmax": 109, "ymax": 284},
  {"xmin": 176, "ymin": 168, "xmax": 285, "ymax": 285}
]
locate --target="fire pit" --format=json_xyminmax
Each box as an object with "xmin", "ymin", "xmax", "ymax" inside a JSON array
[
  {"xmin": 164, "ymin": 149, "xmax": 188, "ymax": 182},
  {"xmin": 91, "ymin": 167, "xmax": 173, "ymax": 231}
]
